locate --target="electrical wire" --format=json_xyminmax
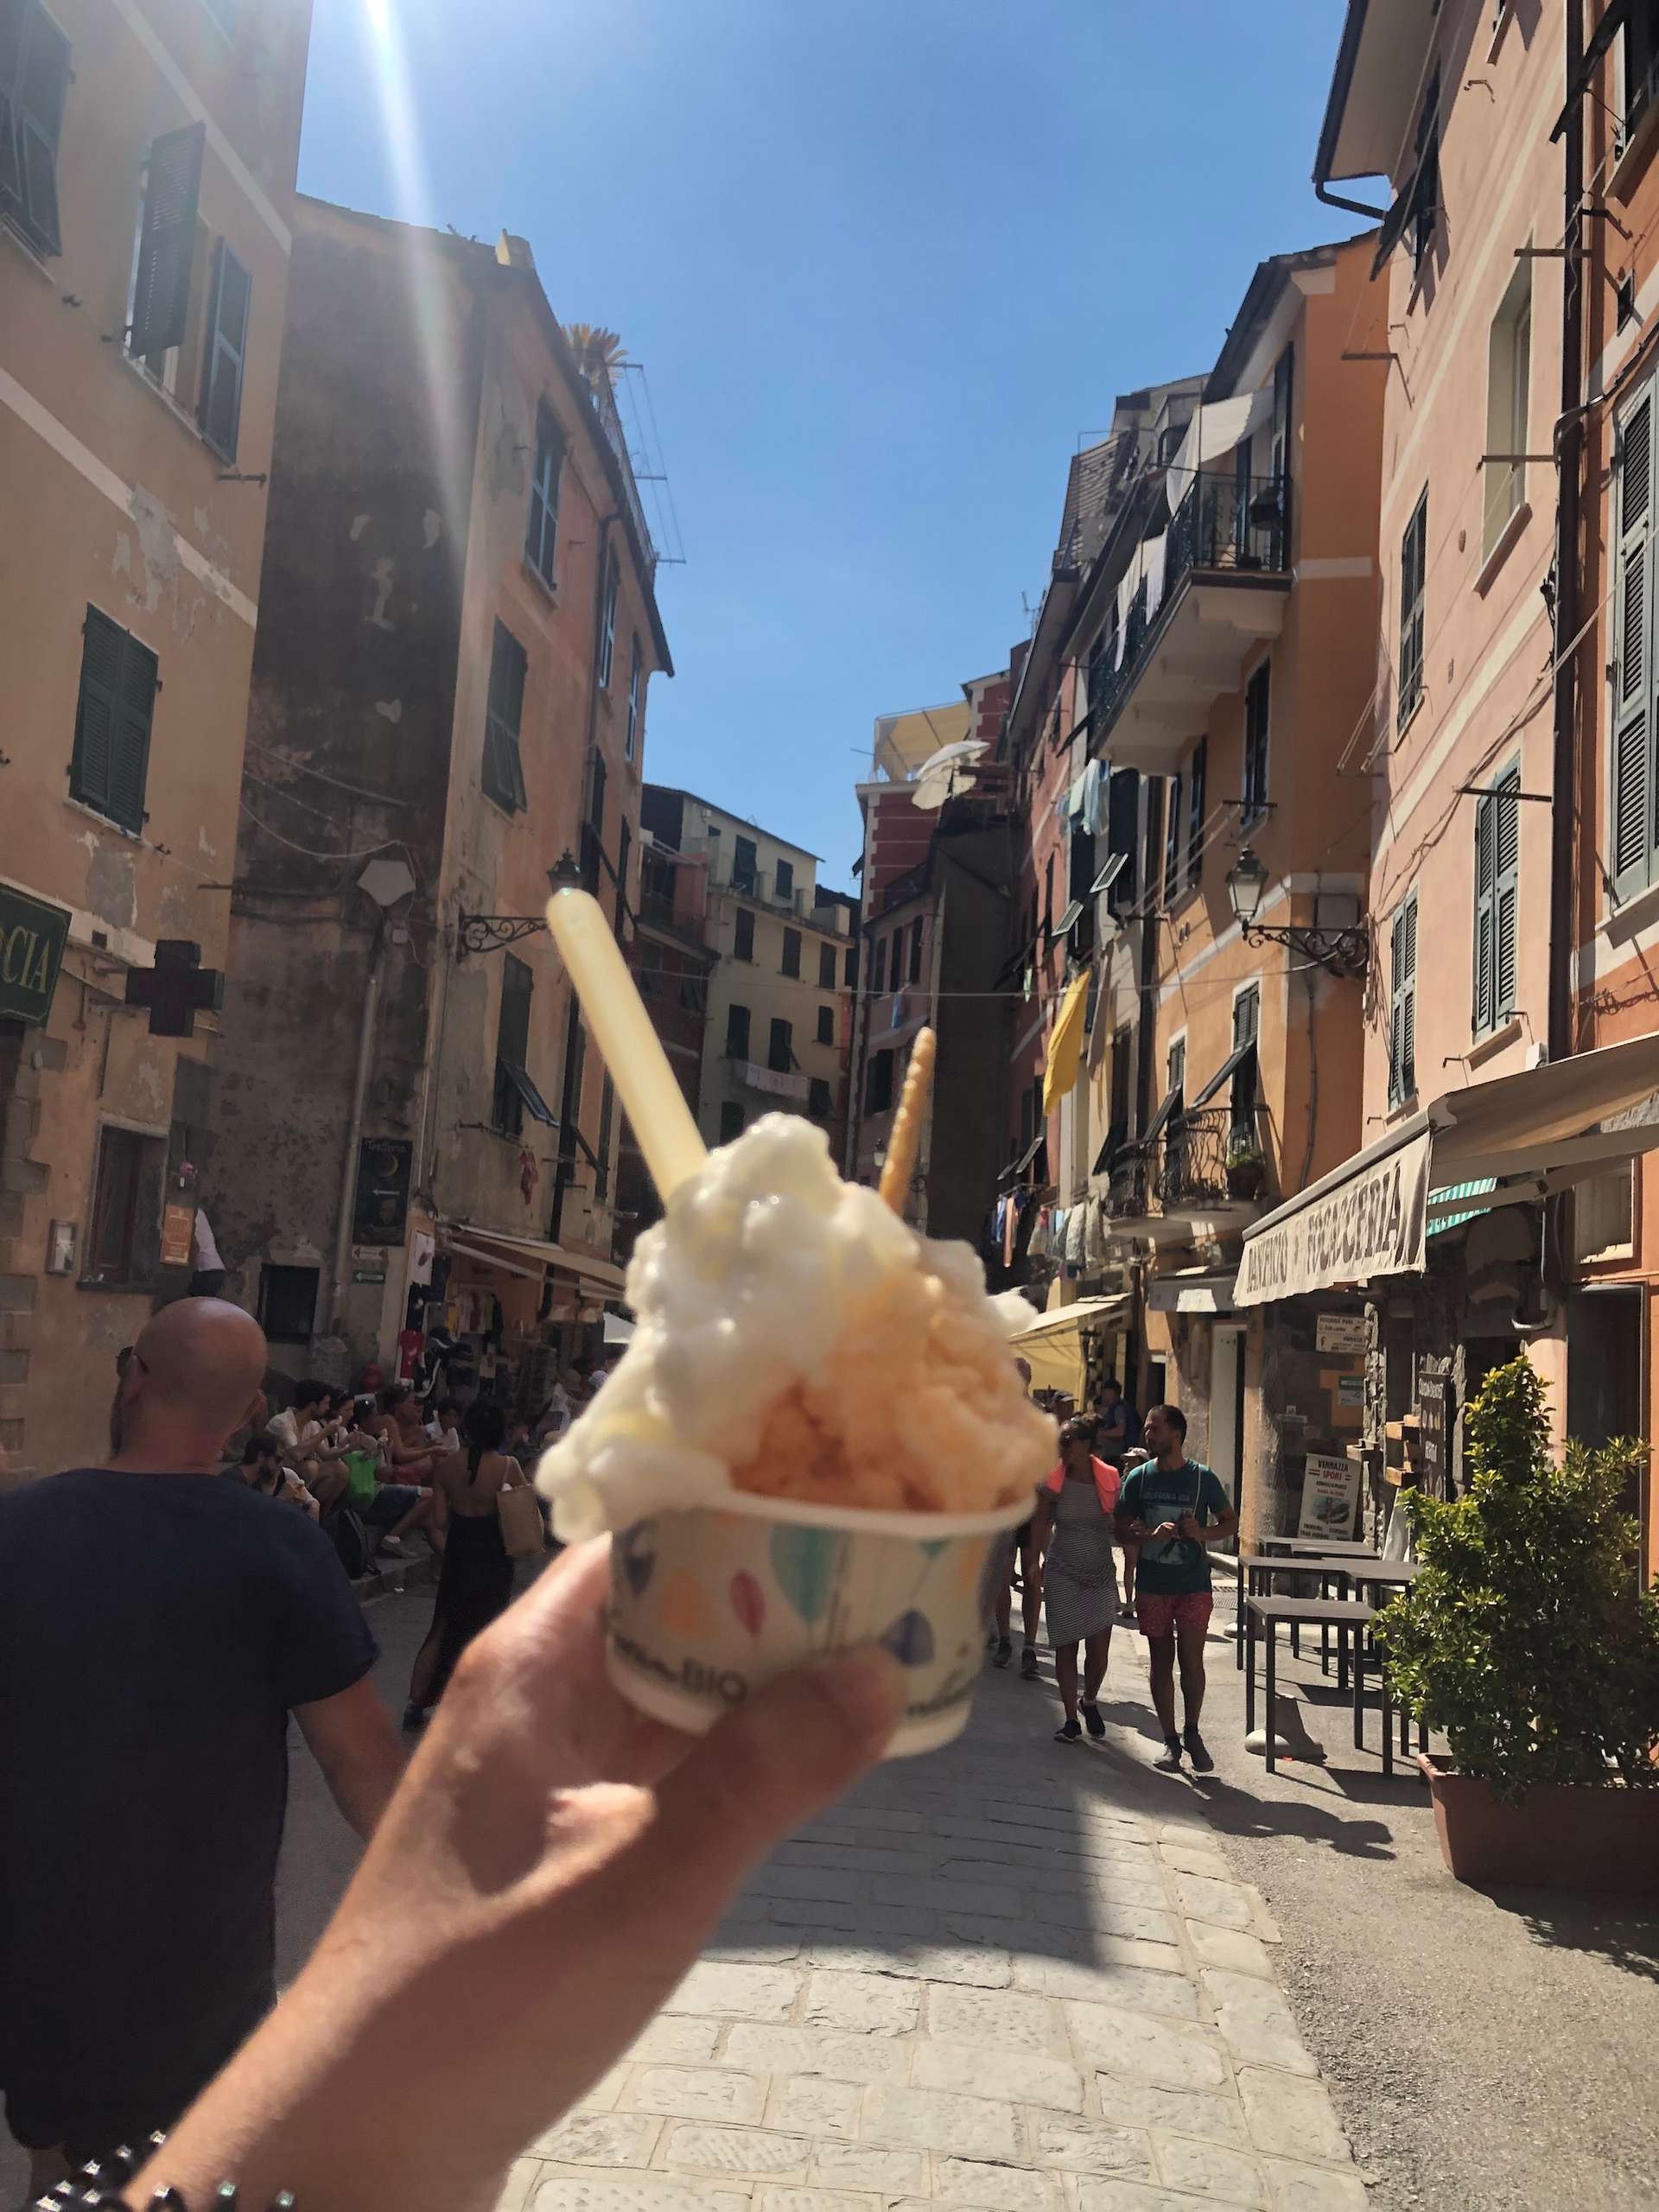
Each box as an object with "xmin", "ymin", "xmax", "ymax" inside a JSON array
[{"xmin": 237, "ymin": 798, "xmax": 423, "ymax": 878}]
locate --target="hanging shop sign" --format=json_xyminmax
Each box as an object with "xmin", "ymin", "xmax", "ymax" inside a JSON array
[
  {"xmin": 1315, "ymin": 1313, "xmax": 1369, "ymax": 1356},
  {"xmin": 0, "ymin": 885, "xmax": 70, "ymax": 1027},
  {"xmin": 1296, "ymin": 1449, "xmax": 1362, "ymax": 1540},
  {"xmin": 160, "ymin": 1202, "xmax": 197, "ymax": 1269},
  {"xmin": 1237, "ymin": 1130, "xmax": 1430, "ymax": 1306},
  {"xmin": 352, "ymin": 1137, "xmax": 413, "ymax": 1247},
  {"xmin": 1417, "ymin": 1372, "xmax": 1450, "ymax": 1492}
]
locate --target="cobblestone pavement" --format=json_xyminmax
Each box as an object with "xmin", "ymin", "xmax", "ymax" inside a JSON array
[{"xmin": 497, "ymin": 1621, "xmax": 1367, "ymax": 2212}]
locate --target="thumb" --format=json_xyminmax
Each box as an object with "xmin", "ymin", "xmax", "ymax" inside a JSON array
[{"xmin": 643, "ymin": 1648, "xmax": 906, "ymax": 1905}]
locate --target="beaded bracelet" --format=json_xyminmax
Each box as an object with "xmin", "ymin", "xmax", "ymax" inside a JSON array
[{"xmin": 35, "ymin": 2133, "xmax": 296, "ymax": 2210}]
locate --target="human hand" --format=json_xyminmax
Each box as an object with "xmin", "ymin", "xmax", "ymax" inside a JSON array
[
  {"xmin": 132, "ymin": 1541, "xmax": 904, "ymax": 2212},
  {"xmin": 1150, "ymin": 1519, "xmax": 1180, "ymax": 1541},
  {"xmin": 1177, "ymin": 1512, "xmax": 1205, "ymax": 1541}
]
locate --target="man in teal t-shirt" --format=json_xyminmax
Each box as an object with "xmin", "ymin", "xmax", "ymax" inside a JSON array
[{"xmin": 1116, "ymin": 1403, "xmax": 1236, "ymax": 1774}]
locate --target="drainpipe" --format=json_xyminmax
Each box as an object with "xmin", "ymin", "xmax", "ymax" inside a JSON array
[
  {"xmin": 330, "ymin": 918, "xmax": 386, "ymax": 1331},
  {"xmin": 1548, "ymin": 0, "xmax": 1585, "ymax": 1067}
]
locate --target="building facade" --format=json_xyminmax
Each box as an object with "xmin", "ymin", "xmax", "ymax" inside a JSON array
[
  {"xmin": 617, "ymin": 825, "xmax": 715, "ymax": 1260},
  {"xmin": 211, "ymin": 198, "xmax": 668, "ymax": 1403},
  {"xmin": 0, "ymin": 0, "xmax": 313, "ymax": 1475},
  {"xmin": 639, "ymin": 788, "xmax": 855, "ymax": 1168}
]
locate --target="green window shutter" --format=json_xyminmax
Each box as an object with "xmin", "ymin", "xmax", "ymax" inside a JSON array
[
  {"xmin": 4, "ymin": 0, "xmax": 70, "ymax": 255},
  {"xmin": 481, "ymin": 620, "xmax": 527, "ymax": 811},
  {"xmin": 1472, "ymin": 790, "xmax": 1496, "ymax": 1033},
  {"xmin": 599, "ymin": 553, "xmax": 618, "ymax": 688},
  {"xmin": 73, "ymin": 607, "xmax": 154, "ymax": 832},
  {"xmin": 130, "ymin": 124, "xmax": 205, "ymax": 361},
  {"xmin": 1389, "ymin": 897, "xmax": 1417, "ymax": 1106},
  {"xmin": 525, "ymin": 404, "xmax": 563, "ymax": 583},
  {"xmin": 199, "ymin": 239, "xmax": 251, "ymax": 462},
  {"xmin": 1492, "ymin": 767, "xmax": 1519, "ymax": 1020},
  {"xmin": 1612, "ymin": 386, "xmax": 1655, "ymax": 900},
  {"xmin": 1187, "ymin": 736, "xmax": 1205, "ymax": 887}
]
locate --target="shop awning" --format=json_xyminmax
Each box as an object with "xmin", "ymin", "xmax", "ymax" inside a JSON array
[
  {"xmin": 1235, "ymin": 1034, "xmax": 1659, "ymax": 1308},
  {"xmin": 1008, "ymin": 1294, "xmax": 1128, "ymax": 1398},
  {"xmin": 1148, "ymin": 1270, "xmax": 1238, "ymax": 1314},
  {"xmin": 439, "ymin": 1222, "xmax": 626, "ymax": 1297},
  {"xmin": 1042, "ymin": 971, "xmax": 1090, "ymax": 1114}
]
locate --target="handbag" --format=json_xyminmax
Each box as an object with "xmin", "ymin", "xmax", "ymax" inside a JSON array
[{"xmin": 497, "ymin": 1465, "xmax": 545, "ymax": 1559}]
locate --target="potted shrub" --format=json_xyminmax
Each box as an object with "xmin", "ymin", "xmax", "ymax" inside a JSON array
[
  {"xmin": 1371, "ymin": 1355, "xmax": 1659, "ymax": 1891},
  {"xmin": 1224, "ymin": 1134, "xmax": 1267, "ymax": 1200}
]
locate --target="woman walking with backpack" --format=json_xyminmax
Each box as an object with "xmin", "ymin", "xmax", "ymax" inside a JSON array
[{"xmin": 403, "ymin": 1402, "xmax": 530, "ymax": 1731}]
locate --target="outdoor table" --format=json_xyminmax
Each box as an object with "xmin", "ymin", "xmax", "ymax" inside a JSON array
[
  {"xmin": 1244, "ymin": 1595, "xmax": 1385, "ymax": 1777},
  {"xmin": 1259, "ymin": 1536, "xmax": 1381, "ymax": 1559},
  {"xmin": 1234, "ymin": 1552, "xmax": 1305, "ymax": 1669}
]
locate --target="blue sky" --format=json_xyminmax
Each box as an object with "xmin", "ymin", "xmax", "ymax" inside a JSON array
[{"xmin": 298, "ymin": 0, "xmax": 1360, "ymax": 886}]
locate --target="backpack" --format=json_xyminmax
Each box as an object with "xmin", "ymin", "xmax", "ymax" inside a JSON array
[{"xmin": 330, "ymin": 1506, "xmax": 373, "ymax": 1580}]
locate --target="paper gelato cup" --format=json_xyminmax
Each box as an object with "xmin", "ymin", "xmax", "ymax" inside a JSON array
[{"xmin": 606, "ymin": 1489, "xmax": 1033, "ymax": 1757}]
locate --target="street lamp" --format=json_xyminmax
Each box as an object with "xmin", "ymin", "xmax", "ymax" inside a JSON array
[{"xmin": 1225, "ymin": 846, "xmax": 1369, "ymax": 978}]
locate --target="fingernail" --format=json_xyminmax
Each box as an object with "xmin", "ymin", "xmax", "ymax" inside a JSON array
[{"xmin": 809, "ymin": 1646, "xmax": 907, "ymax": 1742}]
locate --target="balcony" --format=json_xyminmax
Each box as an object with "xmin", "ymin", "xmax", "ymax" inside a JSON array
[
  {"xmin": 716, "ymin": 862, "xmax": 807, "ymax": 916},
  {"xmin": 1094, "ymin": 472, "xmax": 1292, "ymax": 772},
  {"xmin": 730, "ymin": 1056, "xmax": 810, "ymax": 1103},
  {"xmin": 1098, "ymin": 1109, "xmax": 1270, "ymax": 1247}
]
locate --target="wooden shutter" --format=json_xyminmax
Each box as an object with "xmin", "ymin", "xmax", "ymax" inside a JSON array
[
  {"xmin": 1472, "ymin": 789, "xmax": 1496, "ymax": 1033},
  {"xmin": 1389, "ymin": 898, "xmax": 1417, "ymax": 1104},
  {"xmin": 73, "ymin": 607, "xmax": 154, "ymax": 831},
  {"xmin": 727, "ymin": 1002, "xmax": 749, "ymax": 1058},
  {"xmin": 1107, "ymin": 768, "xmax": 1139, "ymax": 907},
  {"xmin": 526, "ymin": 404, "xmax": 563, "ymax": 582},
  {"xmin": 200, "ymin": 239, "xmax": 251, "ymax": 461},
  {"xmin": 1612, "ymin": 385, "xmax": 1656, "ymax": 899},
  {"xmin": 1187, "ymin": 736, "xmax": 1206, "ymax": 887},
  {"xmin": 1164, "ymin": 772, "xmax": 1182, "ymax": 893},
  {"xmin": 1492, "ymin": 767, "xmax": 1519, "ymax": 1019},
  {"xmin": 1399, "ymin": 494, "xmax": 1427, "ymax": 727},
  {"xmin": 130, "ymin": 124, "xmax": 205, "ymax": 360},
  {"xmin": 5, "ymin": 0, "xmax": 70, "ymax": 254},
  {"xmin": 482, "ymin": 622, "xmax": 527, "ymax": 810}
]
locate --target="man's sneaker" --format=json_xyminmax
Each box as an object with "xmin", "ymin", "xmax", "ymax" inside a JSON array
[
  {"xmin": 1053, "ymin": 1717, "xmax": 1082, "ymax": 1745},
  {"xmin": 376, "ymin": 1535, "xmax": 410, "ymax": 1558},
  {"xmin": 1020, "ymin": 1644, "xmax": 1040, "ymax": 1680},
  {"xmin": 1183, "ymin": 1727, "xmax": 1215, "ymax": 1773},
  {"xmin": 1080, "ymin": 1700, "xmax": 1105, "ymax": 1739},
  {"xmin": 1153, "ymin": 1735, "xmax": 1185, "ymax": 1772},
  {"xmin": 992, "ymin": 1637, "xmax": 1014, "ymax": 1669}
]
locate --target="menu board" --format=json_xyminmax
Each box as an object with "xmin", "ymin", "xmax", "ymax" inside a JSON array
[
  {"xmin": 1418, "ymin": 1372, "xmax": 1450, "ymax": 1494},
  {"xmin": 1296, "ymin": 1450, "xmax": 1361, "ymax": 1540}
]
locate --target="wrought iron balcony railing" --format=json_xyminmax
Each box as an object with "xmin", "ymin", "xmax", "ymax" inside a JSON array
[
  {"xmin": 1092, "ymin": 470, "xmax": 1291, "ymax": 739},
  {"xmin": 1099, "ymin": 1107, "xmax": 1270, "ymax": 1227}
]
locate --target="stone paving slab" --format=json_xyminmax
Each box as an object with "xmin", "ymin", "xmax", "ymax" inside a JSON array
[{"xmin": 499, "ymin": 1629, "xmax": 1364, "ymax": 2211}]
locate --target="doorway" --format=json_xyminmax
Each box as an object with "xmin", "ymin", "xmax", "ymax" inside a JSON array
[
  {"xmin": 1210, "ymin": 1325, "xmax": 1246, "ymax": 1517},
  {"xmin": 1567, "ymin": 1285, "xmax": 1645, "ymax": 1535}
]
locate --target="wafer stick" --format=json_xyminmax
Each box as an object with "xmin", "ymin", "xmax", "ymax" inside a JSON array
[
  {"xmin": 544, "ymin": 885, "xmax": 709, "ymax": 1203},
  {"xmin": 878, "ymin": 1027, "xmax": 936, "ymax": 1215}
]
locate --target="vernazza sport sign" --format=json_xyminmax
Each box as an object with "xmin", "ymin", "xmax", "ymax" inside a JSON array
[
  {"xmin": 1236, "ymin": 1129, "xmax": 1431, "ymax": 1307},
  {"xmin": 0, "ymin": 886, "xmax": 71, "ymax": 1027}
]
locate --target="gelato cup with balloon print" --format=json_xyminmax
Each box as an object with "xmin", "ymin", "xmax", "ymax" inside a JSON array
[{"xmin": 606, "ymin": 1490, "xmax": 1033, "ymax": 1756}]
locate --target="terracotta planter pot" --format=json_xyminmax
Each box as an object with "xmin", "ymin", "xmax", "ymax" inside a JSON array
[{"xmin": 1418, "ymin": 1753, "xmax": 1659, "ymax": 1892}]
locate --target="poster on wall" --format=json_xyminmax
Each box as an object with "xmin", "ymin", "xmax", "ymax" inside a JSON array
[
  {"xmin": 1315, "ymin": 1313, "xmax": 1369, "ymax": 1356},
  {"xmin": 1296, "ymin": 1449, "xmax": 1362, "ymax": 1540},
  {"xmin": 1417, "ymin": 1372, "xmax": 1450, "ymax": 1494}
]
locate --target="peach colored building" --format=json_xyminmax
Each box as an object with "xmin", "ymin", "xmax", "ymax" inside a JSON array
[
  {"xmin": 0, "ymin": 0, "xmax": 312, "ymax": 1476},
  {"xmin": 210, "ymin": 200, "xmax": 669, "ymax": 1402}
]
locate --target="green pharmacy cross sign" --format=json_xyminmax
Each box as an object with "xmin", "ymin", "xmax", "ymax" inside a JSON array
[{"xmin": 0, "ymin": 887, "xmax": 70, "ymax": 1027}]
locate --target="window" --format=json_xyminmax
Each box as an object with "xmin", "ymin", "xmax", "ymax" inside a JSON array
[
  {"xmin": 1626, "ymin": 5, "xmax": 1659, "ymax": 139},
  {"xmin": 72, "ymin": 607, "xmax": 156, "ymax": 834},
  {"xmin": 258, "ymin": 1263, "xmax": 318, "ymax": 1345},
  {"xmin": 1395, "ymin": 491, "xmax": 1430, "ymax": 735},
  {"xmin": 866, "ymin": 1048, "xmax": 894, "ymax": 1116},
  {"xmin": 1230, "ymin": 986, "xmax": 1260, "ymax": 1147},
  {"xmin": 199, "ymin": 240, "xmax": 251, "ymax": 462},
  {"xmin": 767, "ymin": 1017, "xmax": 792, "ymax": 1074},
  {"xmin": 1409, "ymin": 68, "xmax": 1440, "ymax": 275},
  {"xmin": 1043, "ymin": 855, "xmax": 1055, "ymax": 938},
  {"xmin": 843, "ymin": 942, "xmax": 858, "ymax": 988},
  {"xmin": 625, "ymin": 636, "xmax": 643, "ymax": 760},
  {"xmin": 595, "ymin": 1075, "xmax": 614, "ymax": 1202},
  {"xmin": 907, "ymin": 917, "xmax": 923, "ymax": 984},
  {"xmin": 809, "ymin": 1076, "xmax": 832, "ymax": 1120},
  {"xmin": 1107, "ymin": 768, "xmax": 1139, "ymax": 913},
  {"xmin": 720, "ymin": 1101, "xmax": 745, "ymax": 1144},
  {"xmin": 1618, "ymin": 271, "xmax": 1638, "ymax": 332},
  {"xmin": 775, "ymin": 857, "xmax": 794, "ymax": 901},
  {"xmin": 1484, "ymin": 264, "xmax": 1532, "ymax": 557},
  {"xmin": 781, "ymin": 926, "xmax": 801, "ymax": 978},
  {"xmin": 615, "ymin": 819, "xmax": 631, "ymax": 934},
  {"xmin": 817, "ymin": 1004, "xmax": 835, "ymax": 1046},
  {"xmin": 481, "ymin": 621, "xmax": 528, "ymax": 812},
  {"xmin": 725, "ymin": 1002, "xmax": 751, "ymax": 1060},
  {"xmin": 526, "ymin": 404, "xmax": 564, "ymax": 587},
  {"xmin": 1473, "ymin": 764, "xmax": 1520, "ymax": 1033},
  {"xmin": 1243, "ymin": 662, "xmax": 1271, "ymax": 818},
  {"xmin": 86, "ymin": 1124, "xmax": 157, "ymax": 1285},
  {"xmin": 1187, "ymin": 738, "xmax": 1207, "ymax": 889},
  {"xmin": 128, "ymin": 124, "xmax": 204, "ymax": 372},
  {"xmin": 598, "ymin": 551, "xmax": 619, "ymax": 687},
  {"xmin": 588, "ymin": 749, "xmax": 606, "ymax": 835},
  {"xmin": 493, "ymin": 954, "xmax": 534, "ymax": 1135},
  {"xmin": 0, "ymin": 0, "xmax": 71, "ymax": 257},
  {"xmin": 872, "ymin": 935, "xmax": 887, "ymax": 995},
  {"xmin": 818, "ymin": 941, "xmax": 836, "ymax": 989},
  {"xmin": 1389, "ymin": 894, "xmax": 1418, "ymax": 1106},
  {"xmin": 1164, "ymin": 772, "xmax": 1182, "ymax": 899},
  {"xmin": 1612, "ymin": 377, "xmax": 1657, "ymax": 899},
  {"xmin": 734, "ymin": 907, "xmax": 754, "ymax": 963},
  {"xmin": 732, "ymin": 834, "xmax": 758, "ymax": 895},
  {"xmin": 1106, "ymin": 1025, "xmax": 1133, "ymax": 1160}
]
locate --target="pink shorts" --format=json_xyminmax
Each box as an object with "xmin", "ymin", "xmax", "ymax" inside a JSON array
[{"xmin": 1135, "ymin": 1591, "xmax": 1213, "ymax": 1640}]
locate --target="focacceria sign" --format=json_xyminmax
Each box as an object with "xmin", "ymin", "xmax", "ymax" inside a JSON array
[{"xmin": 0, "ymin": 887, "xmax": 70, "ymax": 1027}]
